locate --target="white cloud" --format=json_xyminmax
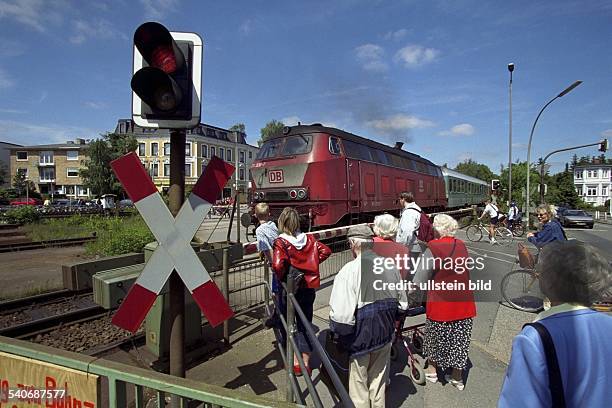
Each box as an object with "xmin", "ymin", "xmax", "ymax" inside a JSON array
[
  {"xmin": 0, "ymin": 68, "xmax": 14, "ymax": 88},
  {"xmin": 239, "ymin": 19, "xmax": 252, "ymax": 35},
  {"xmin": 139, "ymin": 0, "xmax": 179, "ymax": 20},
  {"xmin": 281, "ymin": 116, "xmax": 301, "ymax": 126},
  {"xmin": 438, "ymin": 123, "xmax": 475, "ymax": 136},
  {"xmin": 85, "ymin": 101, "xmax": 107, "ymax": 109},
  {"xmin": 394, "ymin": 44, "xmax": 440, "ymax": 68},
  {"xmin": 69, "ymin": 19, "xmax": 127, "ymax": 45},
  {"xmin": 0, "ymin": 119, "xmax": 101, "ymax": 145},
  {"xmin": 0, "ymin": 0, "xmax": 63, "ymax": 32},
  {"xmin": 0, "ymin": 108, "xmax": 26, "ymax": 114},
  {"xmin": 384, "ymin": 28, "xmax": 408, "ymax": 41},
  {"xmin": 354, "ymin": 44, "xmax": 388, "ymax": 72},
  {"xmin": 601, "ymin": 129, "xmax": 612, "ymax": 137},
  {"xmin": 366, "ymin": 114, "xmax": 435, "ymax": 132}
]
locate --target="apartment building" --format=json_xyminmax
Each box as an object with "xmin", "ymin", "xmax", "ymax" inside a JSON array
[
  {"xmin": 1, "ymin": 141, "xmax": 21, "ymax": 188},
  {"xmin": 573, "ymin": 163, "xmax": 612, "ymax": 206},
  {"xmin": 9, "ymin": 139, "xmax": 90, "ymax": 198},
  {"xmin": 115, "ymin": 119, "xmax": 259, "ymax": 198}
]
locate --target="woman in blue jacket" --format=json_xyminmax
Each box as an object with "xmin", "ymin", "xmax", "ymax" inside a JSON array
[
  {"xmin": 527, "ymin": 204, "xmax": 566, "ymax": 248},
  {"xmin": 499, "ymin": 241, "xmax": 612, "ymax": 407}
]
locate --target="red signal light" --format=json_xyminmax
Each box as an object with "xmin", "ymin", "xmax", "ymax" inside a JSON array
[{"xmin": 151, "ymin": 45, "xmax": 178, "ymax": 73}]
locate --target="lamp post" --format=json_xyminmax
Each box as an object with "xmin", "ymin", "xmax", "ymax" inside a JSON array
[
  {"xmin": 508, "ymin": 63, "xmax": 514, "ymax": 206},
  {"xmin": 525, "ymin": 80, "xmax": 582, "ymax": 228}
]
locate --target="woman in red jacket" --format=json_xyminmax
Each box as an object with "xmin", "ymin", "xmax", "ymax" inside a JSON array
[
  {"xmin": 272, "ymin": 207, "xmax": 331, "ymax": 376},
  {"xmin": 410, "ymin": 214, "xmax": 476, "ymax": 391}
]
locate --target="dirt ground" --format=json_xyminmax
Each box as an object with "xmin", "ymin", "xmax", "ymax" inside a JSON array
[{"xmin": 0, "ymin": 246, "xmax": 91, "ymax": 300}]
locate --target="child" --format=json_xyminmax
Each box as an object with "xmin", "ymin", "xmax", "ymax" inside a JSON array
[{"xmin": 254, "ymin": 203, "xmax": 280, "ymax": 327}]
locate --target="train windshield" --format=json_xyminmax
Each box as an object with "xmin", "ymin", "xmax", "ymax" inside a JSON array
[{"xmin": 256, "ymin": 134, "xmax": 313, "ymax": 159}]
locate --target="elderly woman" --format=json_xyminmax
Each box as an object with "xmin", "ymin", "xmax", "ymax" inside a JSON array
[
  {"xmin": 373, "ymin": 214, "xmax": 410, "ymax": 279},
  {"xmin": 411, "ymin": 214, "xmax": 476, "ymax": 390},
  {"xmin": 527, "ymin": 204, "xmax": 566, "ymax": 248},
  {"xmin": 499, "ymin": 241, "xmax": 612, "ymax": 407}
]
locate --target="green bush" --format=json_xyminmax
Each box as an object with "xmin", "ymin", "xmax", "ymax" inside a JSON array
[
  {"xmin": 3, "ymin": 206, "xmax": 40, "ymax": 224},
  {"xmin": 85, "ymin": 215, "xmax": 154, "ymax": 256}
]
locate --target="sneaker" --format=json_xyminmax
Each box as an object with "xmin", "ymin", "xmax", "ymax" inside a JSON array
[
  {"xmin": 491, "ymin": 238, "xmax": 498, "ymax": 245},
  {"xmin": 445, "ymin": 375, "xmax": 465, "ymax": 391},
  {"xmin": 425, "ymin": 370, "xmax": 438, "ymax": 383}
]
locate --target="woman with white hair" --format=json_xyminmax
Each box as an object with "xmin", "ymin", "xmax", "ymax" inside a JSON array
[
  {"xmin": 499, "ymin": 241, "xmax": 612, "ymax": 407},
  {"xmin": 411, "ymin": 213, "xmax": 476, "ymax": 390},
  {"xmin": 372, "ymin": 214, "xmax": 410, "ymax": 278}
]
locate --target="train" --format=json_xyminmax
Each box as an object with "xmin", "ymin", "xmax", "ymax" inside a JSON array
[{"xmin": 248, "ymin": 124, "xmax": 489, "ymax": 229}]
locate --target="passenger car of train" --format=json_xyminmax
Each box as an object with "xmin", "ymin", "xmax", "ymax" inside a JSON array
[
  {"xmin": 249, "ymin": 124, "xmax": 449, "ymax": 228},
  {"xmin": 441, "ymin": 167, "xmax": 490, "ymax": 209}
]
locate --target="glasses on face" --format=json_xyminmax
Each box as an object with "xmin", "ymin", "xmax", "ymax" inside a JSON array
[{"xmin": 537, "ymin": 213, "xmax": 547, "ymax": 218}]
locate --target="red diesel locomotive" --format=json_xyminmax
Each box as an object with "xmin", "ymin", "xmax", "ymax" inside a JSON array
[{"xmin": 249, "ymin": 124, "xmax": 447, "ymax": 229}]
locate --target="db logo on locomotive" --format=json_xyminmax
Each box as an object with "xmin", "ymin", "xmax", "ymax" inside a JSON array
[{"xmin": 268, "ymin": 170, "xmax": 284, "ymax": 183}]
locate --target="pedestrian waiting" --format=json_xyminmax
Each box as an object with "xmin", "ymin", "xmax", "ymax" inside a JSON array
[
  {"xmin": 329, "ymin": 224, "xmax": 408, "ymax": 408},
  {"xmin": 499, "ymin": 241, "xmax": 612, "ymax": 407},
  {"xmin": 253, "ymin": 202, "xmax": 280, "ymax": 328}
]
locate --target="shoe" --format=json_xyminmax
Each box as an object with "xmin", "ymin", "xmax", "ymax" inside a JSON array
[
  {"xmin": 445, "ymin": 375, "xmax": 465, "ymax": 391},
  {"xmin": 425, "ymin": 371, "xmax": 438, "ymax": 383},
  {"xmin": 491, "ymin": 239, "xmax": 498, "ymax": 245},
  {"xmin": 293, "ymin": 364, "xmax": 302, "ymax": 377}
]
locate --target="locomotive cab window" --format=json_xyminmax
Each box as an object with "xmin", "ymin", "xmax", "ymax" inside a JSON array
[
  {"xmin": 329, "ymin": 137, "xmax": 341, "ymax": 155},
  {"xmin": 281, "ymin": 134, "xmax": 313, "ymax": 156},
  {"xmin": 256, "ymin": 139, "xmax": 283, "ymax": 159}
]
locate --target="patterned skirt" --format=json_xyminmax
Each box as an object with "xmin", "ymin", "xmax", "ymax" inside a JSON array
[{"xmin": 422, "ymin": 317, "xmax": 473, "ymax": 370}]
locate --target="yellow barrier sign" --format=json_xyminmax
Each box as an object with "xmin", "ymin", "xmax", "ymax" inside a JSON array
[{"xmin": 0, "ymin": 351, "xmax": 99, "ymax": 408}]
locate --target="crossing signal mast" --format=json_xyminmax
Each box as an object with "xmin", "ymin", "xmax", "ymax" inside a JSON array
[{"xmin": 131, "ymin": 22, "xmax": 202, "ymax": 129}]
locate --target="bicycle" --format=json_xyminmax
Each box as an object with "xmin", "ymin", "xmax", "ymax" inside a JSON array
[
  {"xmin": 465, "ymin": 220, "xmax": 513, "ymax": 246},
  {"xmin": 504, "ymin": 217, "xmax": 525, "ymax": 237},
  {"xmin": 500, "ymin": 248, "xmax": 546, "ymax": 313}
]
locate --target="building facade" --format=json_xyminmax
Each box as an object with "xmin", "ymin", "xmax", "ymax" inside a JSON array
[
  {"xmin": 9, "ymin": 139, "xmax": 91, "ymax": 198},
  {"xmin": 573, "ymin": 163, "xmax": 611, "ymax": 207},
  {"xmin": 1, "ymin": 141, "xmax": 21, "ymax": 188},
  {"xmin": 115, "ymin": 119, "xmax": 259, "ymax": 198}
]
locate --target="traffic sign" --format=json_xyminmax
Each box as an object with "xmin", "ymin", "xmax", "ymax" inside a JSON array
[{"xmin": 110, "ymin": 152, "xmax": 234, "ymax": 332}]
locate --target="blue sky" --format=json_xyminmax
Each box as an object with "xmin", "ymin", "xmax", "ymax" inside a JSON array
[{"xmin": 0, "ymin": 0, "xmax": 611, "ymax": 174}]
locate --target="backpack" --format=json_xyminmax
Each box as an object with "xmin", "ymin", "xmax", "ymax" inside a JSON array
[{"xmin": 407, "ymin": 208, "xmax": 434, "ymax": 242}]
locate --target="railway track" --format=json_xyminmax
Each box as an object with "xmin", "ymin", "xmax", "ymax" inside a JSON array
[{"xmin": 0, "ymin": 236, "xmax": 96, "ymax": 253}]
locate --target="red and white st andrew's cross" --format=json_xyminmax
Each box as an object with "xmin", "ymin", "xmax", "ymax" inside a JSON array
[{"xmin": 110, "ymin": 152, "xmax": 234, "ymax": 333}]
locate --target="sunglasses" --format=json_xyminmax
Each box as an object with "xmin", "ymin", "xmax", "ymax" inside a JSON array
[{"xmin": 537, "ymin": 213, "xmax": 547, "ymax": 217}]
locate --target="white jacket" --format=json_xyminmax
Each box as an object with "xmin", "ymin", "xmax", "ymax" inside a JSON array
[{"xmin": 396, "ymin": 202, "xmax": 421, "ymax": 252}]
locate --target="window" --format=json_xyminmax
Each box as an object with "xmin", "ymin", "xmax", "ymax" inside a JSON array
[
  {"xmin": 206, "ymin": 128, "xmax": 216, "ymax": 137},
  {"xmin": 342, "ymin": 139, "xmax": 372, "ymax": 161},
  {"xmin": 587, "ymin": 186, "xmax": 597, "ymax": 196},
  {"xmin": 138, "ymin": 143, "xmax": 146, "ymax": 156},
  {"xmin": 77, "ymin": 186, "xmax": 88, "ymax": 196},
  {"xmin": 39, "ymin": 151, "xmax": 54, "ymax": 164},
  {"xmin": 256, "ymin": 139, "xmax": 283, "ymax": 159},
  {"xmin": 164, "ymin": 163, "xmax": 170, "ymax": 176},
  {"xmin": 40, "ymin": 168, "xmax": 54, "ymax": 181},
  {"xmin": 219, "ymin": 148, "xmax": 224, "ymax": 160},
  {"xmin": 66, "ymin": 150, "xmax": 78, "ymax": 161},
  {"xmin": 67, "ymin": 168, "xmax": 79, "ymax": 177},
  {"xmin": 185, "ymin": 163, "xmax": 192, "ymax": 177},
  {"xmin": 248, "ymin": 151, "xmax": 252, "ymax": 159},
  {"xmin": 576, "ymin": 186, "xmax": 583, "ymax": 195},
  {"xmin": 65, "ymin": 186, "xmax": 75, "ymax": 195},
  {"xmin": 602, "ymin": 186, "xmax": 608, "ymax": 196},
  {"xmin": 218, "ymin": 131, "xmax": 227, "ymax": 140},
  {"xmin": 164, "ymin": 143, "xmax": 170, "ymax": 156},
  {"xmin": 226, "ymin": 149, "xmax": 232, "ymax": 162},
  {"xmin": 239, "ymin": 168, "xmax": 245, "ymax": 180},
  {"xmin": 185, "ymin": 143, "xmax": 191, "ymax": 156},
  {"xmin": 280, "ymin": 135, "xmax": 313, "ymax": 156},
  {"xmin": 201, "ymin": 144, "xmax": 208, "ymax": 158},
  {"xmin": 240, "ymin": 151, "xmax": 245, "ymax": 163},
  {"xmin": 603, "ymin": 170, "xmax": 609, "ymax": 178},
  {"xmin": 201, "ymin": 163, "xmax": 207, "ymax": 174},
  {"xmin": 210, "ymin": 146, "xmax": 216, "ymax": 157},
  {"xmin": 575, "ymin": 171, "xmax": 582, "ymax": 179},
  {"xmin": 329, "ymin": 137, "xmax": 341, "ymax": 155},
  {"xmin": 151, "ymin": 163, "xmax": 159, "ymax": 177},
  {"xmin": 151, "ymin": 143, "xmax": 159, "ymax": 156},
  {"xmin": 16, "ymin": 151, "xmax": 28, "ymax": 160}
]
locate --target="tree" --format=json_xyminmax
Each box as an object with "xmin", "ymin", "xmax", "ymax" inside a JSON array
[
  {"xmin": 258, "ymin": 120, "xmax": 284, "ymax": 146},
  {"xmin": 498, "ymin": 161, "xmax": 542, "ymax": 207},
  {"xmin": 454, "ymin": 159, "xmax": 497, "ymax": 183},
  {"xmin": 11, "ymin": 171, "xmax": 38, "ymax": 198},
  {"xmin": 545, "ymin": 170, "xmax": 581, "ymax": 209},
  {"xmin": 570, "ymin": 154, "xmax": 578, "ymax": 170},
  {"xmin": 229, "ymin": 123, "xmax": 246, "ymax": 133},
  {"xmin": 80, "ymin": 132, "xmax": 138, "ymax": 197}
]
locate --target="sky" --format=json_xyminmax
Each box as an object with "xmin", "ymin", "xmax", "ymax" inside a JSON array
[{"xmin": 0, "ymin": 0, "xmax": 611, "ymax": 174}]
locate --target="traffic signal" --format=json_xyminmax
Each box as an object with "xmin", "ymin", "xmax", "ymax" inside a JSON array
[
  {"xmin": 491, "ymin": 179, "xmax": 500, "ymax": 190},
  {"xmin": 599, "ymin": 139, "xmax": 608, "ymax": 153},
  {"xmin": 131, "ymin": 22, "xmax": 202, "ymax": 129}
]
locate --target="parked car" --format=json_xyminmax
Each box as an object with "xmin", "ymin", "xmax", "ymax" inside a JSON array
[
  {"xmin": 118, "ymin": 199, "xmax": 134, "ymax": 209},
  {"xmin": 558, "ymin": 209, "xmax": 594, "ymax": 229},
  {"xmin": 10, "ymin": 197, "xmax": 42, "ymax": 206}
]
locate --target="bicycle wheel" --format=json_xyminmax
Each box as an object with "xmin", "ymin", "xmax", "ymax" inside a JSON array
[
  {"xmin": 466, "ymin": 225, "xmax": 483, "ymax": 242},
  {"xmin": 495, "ymin": 227, "xmax": 513, "ymax": 246},
  {"xmin": 512, "ymin": 223, "xmax": 525, "ymax": 237},
  {"xmin": 501, "ymin": 270, "xmax": 545, "ymax": 312}
]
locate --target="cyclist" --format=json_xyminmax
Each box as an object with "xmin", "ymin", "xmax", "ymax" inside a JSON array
[
  {"xmin": 527, "ymin": 204, "xmax": 566, "ymax": 249},
  {"xmin": 479, "ymin": 199, "xmax": 500, "ymax": 244}
]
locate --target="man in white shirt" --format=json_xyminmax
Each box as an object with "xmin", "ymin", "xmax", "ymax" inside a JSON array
[
  {"xmin": 479, "ymin": 199, "xmax": 499, "ymax": 244},
  {"xmin": 507, "ymin": 201, "xmax": 519, "ymax": 230},
  {"xmin": 396, "ymin": 191, "xmax": 422, "ymax": 257}
]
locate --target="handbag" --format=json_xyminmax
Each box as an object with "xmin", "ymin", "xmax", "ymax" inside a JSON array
[
  {"xmin": 280, "ymin": 240, "xmax": 305, "ymax": 291},
  {"xmin": 517, "ymin": 242, "xmax": 536, "ymax": 269}
]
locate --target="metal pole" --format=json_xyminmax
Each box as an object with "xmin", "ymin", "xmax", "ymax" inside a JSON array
[
  {"xmin": 169, "ymin": 129, "xmax": 186, "ymax": 408},
  {"xmin": 236, "ymin": 191, "xmax": 241, "ymax": 243},
  {"xmin": 508, "ymin": 64, "xmax": 514, "ymax": 206},
  {"xmin": 285, "ymin": 278, "xmax": 295, "ymax": 403},
  {"xmin": 222, "ymin": 248, "xmax": 230, "ymax": 345},
  {"xmin": 540, "ymin": 164, "xmax": 545, "ymax": 204}
]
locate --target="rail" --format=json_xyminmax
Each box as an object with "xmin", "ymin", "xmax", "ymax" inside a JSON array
[
  {"xmin": 0, "ymin": 236, "xmax": 96, "ymax": 252},
  {"xmin": 0, "ymin": 335, "xmax": 299, "ymax": 408}
]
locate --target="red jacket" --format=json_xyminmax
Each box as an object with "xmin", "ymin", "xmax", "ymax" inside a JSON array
[
  {"xmin": 272, "ymin": 234, "xmax": 331, "ymax": 289},
  {"xmin": 373, "ymin": 236, "xmax": 411, "ymax": 279},
  {"xmin": 425, "ymin": 237, "xmax": 476, "ymax": 322}
]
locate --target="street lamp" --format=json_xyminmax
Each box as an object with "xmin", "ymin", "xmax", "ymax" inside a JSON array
[
  {"xmin": 525, "ymin": 80, "xmax": 582, "ymax": 228},
  {"xmin": 508, "ymin": 63, "xmax": 514, "ymax": 206}
]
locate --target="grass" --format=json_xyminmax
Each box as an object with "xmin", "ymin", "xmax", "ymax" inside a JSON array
[{"xmin": 0, "ymin": 280, "xmax": 61, "ymax": 301}]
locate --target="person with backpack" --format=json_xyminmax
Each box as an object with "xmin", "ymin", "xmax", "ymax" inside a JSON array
[
  {"xmin": 272, "ymin": 207, "xmax": 331, "ymax": 376},
  {"xmin": 499, "ymin": 241, "xmax": 612, "ymax": 407},
  {"xmin": 479, "ymin": 199, "xmax": 501, "ymax": 245},
  {"xmin": 527, "ymin": 204, "xmax": 567, "ymax": 249},
  {"xmin": 396, "ymin": 191, "xmax": 433, "ymax": 260}
]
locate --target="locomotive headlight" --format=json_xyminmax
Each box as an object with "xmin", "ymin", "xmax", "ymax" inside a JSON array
[
  {"xmin": 297, "ymin": 189, "xmax": 306, "ymax": 199},
  {"xmin": 289, "ymin": 189, "xmax": 298, "ymax": 199},
  {"xmin": 258, "ymin": 191, "xmax": 264, "ymax": 200}
]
